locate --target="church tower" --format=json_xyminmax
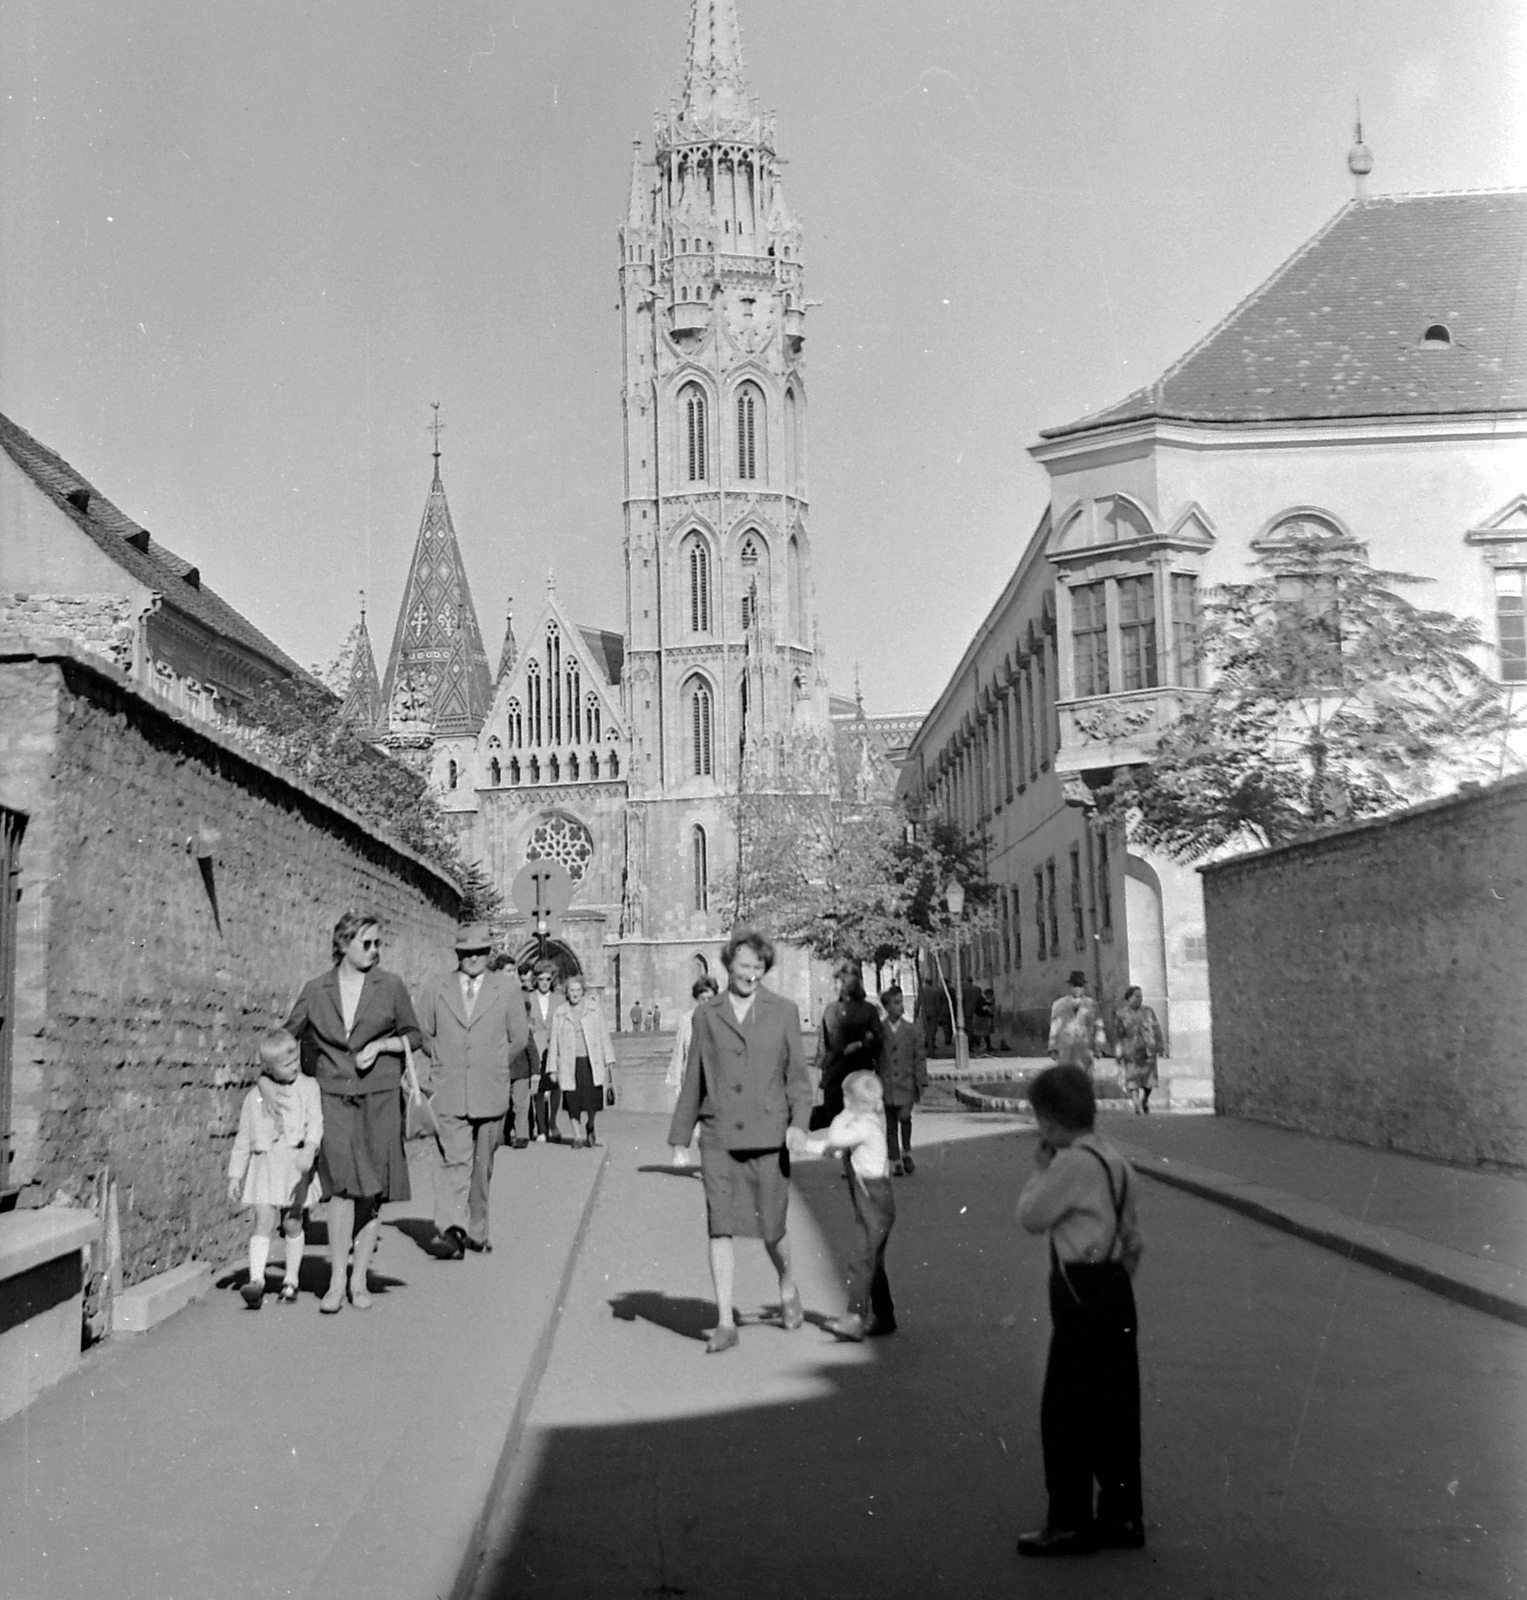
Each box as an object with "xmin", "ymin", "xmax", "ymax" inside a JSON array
[{"xmin": 617, "ymin": 0, "xmax": 828, "ymax": 984}]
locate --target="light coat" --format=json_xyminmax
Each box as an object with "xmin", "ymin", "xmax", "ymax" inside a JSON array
[
  {"xmin": 546, "ymin": 995, "xmax": 615, "ymax": 1090},
  {"xmin": 416, "ymin": 968, "xmax": 532, "ymax": 1119},
  {"xmin": 878, "ymin": 1016, "xmax": 928, "ymax": 1110},
  {"xmin": 668, "ymin": 985, "xmax": 813, "ymax": 1151}
]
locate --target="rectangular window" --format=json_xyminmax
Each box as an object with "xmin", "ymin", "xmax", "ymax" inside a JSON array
[
  {"xmin": 1095, "ymin": 826, "xmax": 1113, "ymax": 936},
  {"xmin": 0, "ymin": 807, "xmax": 22, "ymax": 1198},
  {"xmin": 1033, "ymin": 868, "xmax": 1047, "ymax": 962},
  {"xmin": 1072, "ymin": 582, "xmax": 1109, "ymax": 697},
  {"xmin": 1278, "ymin": 572, "xmax": 1341, "ymax": 686},
  {"xmin": 1496, "ymin": 569, "xmax": 1527, "ymax": 683},
  {"xmin": 1011, "ymin": 885, "xmax": 1022, "ymax": 968},
  {"xmin": 1046, "ymin": 858, "xmax": 1060, "ymax": 955},
  {"xmin": 1001, "ymin": 695, "xmax": 1014, "ymax": 800},
  {"xmin": 999, "ymin": 892, "xmax": 1011, "ymax": 970},
  {"xmin": 1171, "ymin": 574, "xmax": 1200, "ymax": 688},
  {"xmin": 1118, "ymin": 574, "xmax": 1159, "ymax": 691},
  {"xmin": 1069, "ymin": 845, "xmax": 1085, "ymax": 949}
]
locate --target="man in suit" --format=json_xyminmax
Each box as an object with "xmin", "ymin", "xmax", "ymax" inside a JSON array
[
  {"xmin": 668, "ymin": 928, "xmax": 813, "ymax": 1354},
  {"xmin": 416, "ymin": 923, "xmax": 531, "ymax": 1257},
  {"xmin": 525, "ymin": 960, "xmax": 564, "ymax": 1142}
]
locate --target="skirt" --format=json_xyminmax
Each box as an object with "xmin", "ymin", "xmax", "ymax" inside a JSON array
[
  {"xmin": 239, "ymin": 1145, "xmax": 321, "ymax": 1211},
  {"xmin": 699, "ymin": 1135, "xmax": 790, "ymax": 1242},
  {"xmin": 317, "ymin": 1089, "xmax": 411, "ymax": 1203},
  {"xmin": 561, "ymin": 1056, "xmax": 602, "ymax": 1118},
  {"xmin": 1124, "ymin": 1054, "xmax": 1159, "ymax": 1091}
]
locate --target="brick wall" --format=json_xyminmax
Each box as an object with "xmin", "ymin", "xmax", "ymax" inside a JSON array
[
  {"xmin": 0, "ymin": 641, "xmax": 461, "ymax": 1285},
  {"xmin": 0, "ymin": 594, "xmax": 140, "ymax": 672},
  {"xmin": 1202, "ymin": 775, "xmax": 1527, "ymax": 1168}
]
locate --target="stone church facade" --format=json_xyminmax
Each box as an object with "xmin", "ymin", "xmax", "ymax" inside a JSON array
[{"xmin": 342, "ymin": 0, "xmax": 831, "ymax": 1023}]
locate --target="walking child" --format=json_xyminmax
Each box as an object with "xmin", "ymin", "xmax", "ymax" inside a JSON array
[
  {"xmin": 877, "ymin": 985, "xmax": 928, "ymax": 1175},
  {"xmin": 227, "ymin": 1028, "xmax": 323, "ymax": 1308},
  {"xmin": 804, "ymin": 1068, "xmax": 897, "ymax": 1341},
  {"xmin": 1015, "ymin": 1064, "xmax": 1145, "ymax": 1557}
]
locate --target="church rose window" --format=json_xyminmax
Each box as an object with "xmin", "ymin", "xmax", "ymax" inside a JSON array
[{"xmin": 526, "ymin": 812, "xmax": 595, "ymax": 883}]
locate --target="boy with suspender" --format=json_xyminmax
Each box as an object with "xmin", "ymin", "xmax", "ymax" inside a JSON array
[{"xmin": 1016, "ymin": 1064, "xmax": 1146, "ymax": 1557}]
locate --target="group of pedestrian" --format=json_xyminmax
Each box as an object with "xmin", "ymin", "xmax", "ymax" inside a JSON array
[
  {"xmin": 227, "ymin": 911, "xmax": 612, "ymax": 1309},
  {"xmin": 664, "ymin": 928, "xmax": 1148, "ymax": 1559},
  {"xmin": 1048, "ymin": 970, "xmax": 1165, "ymax": 1114}
]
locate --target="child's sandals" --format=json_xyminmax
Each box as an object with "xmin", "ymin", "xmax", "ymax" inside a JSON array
[{"xmin": 277, "ymin": 1282, "xmax": 299, "ymax": 1305}]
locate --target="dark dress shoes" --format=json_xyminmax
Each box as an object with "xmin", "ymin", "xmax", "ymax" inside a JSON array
[
  {"xmin": 462, "ymin": 1235, "xmax": 492, "ymax": 1253},
  {"xmin": 864, "ymin": 1315, "xmax": 898, "ymax": 1337},
  {"xmin": 1096, "ymin": 1520, "xmax": 1146, "ymax": 1549},
  {"xmin": 438, "ymin": 1226, "xmax": 466, "ymax": 1260},
  {"xmin": 240, "ymin": 1280, "xmax": 265, "ymax": 1309},
  {"xmin": 1016, "ymin": 1526, "xmax": 1097, "ymax": 1558}
]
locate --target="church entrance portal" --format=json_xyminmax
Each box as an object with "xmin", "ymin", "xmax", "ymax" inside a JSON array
[{"xmin": 513, "ymin": 938, "xmax": 582, "ymax": 981}]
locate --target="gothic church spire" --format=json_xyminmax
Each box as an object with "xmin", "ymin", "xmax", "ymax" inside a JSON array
[
  {"xmin": 680, "ymin": 0, "xmax": 750, "ymax": 132},
  {"xmin": 380, "ymin": 420, "xmax": 493, "ymax": 742}
]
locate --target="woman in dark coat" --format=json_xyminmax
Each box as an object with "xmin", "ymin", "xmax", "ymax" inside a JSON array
[
  {"xmin": 285, "ymin": 910, "xmax": 423, "ymax": 1313},
  {"xmin": 1113, "ymin": 985, "xmax": 1165, "ymax": 1115},
  {"xmin": 811, "ymin": 962, "xmax": 885, "ymax": 1130}
]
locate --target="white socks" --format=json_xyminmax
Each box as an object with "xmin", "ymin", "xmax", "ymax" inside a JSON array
[
  {"xmin": 283, "ymin": 1232, "xmax": 304, "ymax": 1286},
  {"xmin": 248, "ymin": 1233, "xmax": 270, "ymax": 1289}
]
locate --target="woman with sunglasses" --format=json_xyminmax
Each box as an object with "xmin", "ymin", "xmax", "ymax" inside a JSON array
[{"xmin": 284, "ymin": 911, "xmax": 424, "ymax": 1312}]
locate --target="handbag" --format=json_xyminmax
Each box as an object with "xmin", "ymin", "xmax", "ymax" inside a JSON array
[
  {"xmin": 401, "ymin": 1041, "xmax": 444, "ymax": 1145},
  {"xmin": 604, "ymin": 1081, "xmax": 617, "ymax": 1108}
]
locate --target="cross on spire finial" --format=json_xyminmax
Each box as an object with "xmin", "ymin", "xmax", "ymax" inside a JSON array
[{"xmin": 428, "ymin": 402, "xmax": 446, "ymax": 477}]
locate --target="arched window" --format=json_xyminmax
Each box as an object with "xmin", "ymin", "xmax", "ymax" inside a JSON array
[
  {"xmin": 608, "ymin": 751, "xmax": 620, "ymax": 778},
  {"xmin": 447, "ymin": 759, "xmax": 459, "ymax": 790},
  {"xmin": 787, "ymin": 534, "xmax": 804, "ymax": 641},
  {"xmin": 509, "ymin": 757, "xmax": 521, "ymax": 785},
  {"xmin": 687, "ymin": 537, "xmax": 712, "ymax": 633},
  {"xmin": 525, "ymin": 661, "xmax": 542, "ymax": 746},
  {"xmin": 589, "ymin": 751, "xmax": 600, "ymax": 780},
  {"xmin": 784, "ymin": 387, "xmax": 799, "ymax": 488},
  {"xmin": 585, "ymin": 693, "xmax": 601, "ymax": 744},
  {"xmin": 688, "ymin": 678, "xmax": 714, "ymax": 776},
  {"xmin": 545, "ymin": 622, "xmax": 562, "ymax": 745},
  {"xmin": 529, "ymin": 755, "xmax": 540, "ymax": 784},
  {"xmin": 489, "ymin": 757, "xmax": 502, "ymax": 786},
  {"xmin": 567, "ymin": 664, "xmax": 582, "ymax": 743},
  {"xmin": 692, "ymin": 825, "xmax": 709, "ymax": 911},
  {"xmin": 548, "ymin": 754, "xmax": 560, "ymax": 783},
  {"xmin": 682, "ymin": 384, "xmax": 708, "ymax": 481},
  {"xmin": 506, "ymin": 698, "xmax": 522, "ymax": 749},
  {"xmin": 736, "ymin": 384, "xmax": 762, "ymax": 480},
  {"xmin": 568, "ymin": 752, "xmax": 580, "ymax": 782}
]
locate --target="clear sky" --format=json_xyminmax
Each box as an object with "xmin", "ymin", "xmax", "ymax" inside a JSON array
[{"xmin": 4, "ymin": 1, "xmax": 1524, "ymax": 714}]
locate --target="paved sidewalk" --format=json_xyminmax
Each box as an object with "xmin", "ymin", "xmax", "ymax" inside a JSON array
[
  {"xmin": 1105, "ymin": 1109, "xmax": 1527, "ymax": 1327},
  {"xmin": 0, "ymin": 1137, "xmax": 606, "ymax": 1600}
]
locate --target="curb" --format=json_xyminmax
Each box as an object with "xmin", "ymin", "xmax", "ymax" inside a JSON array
[
  {"xmin": 1117, "ymin": 1144, "xmax": 1527, "ymax": 1330},
  {"xmin": 447, "ymin": 1147, "xmax": 610, "ymax": 1600}
]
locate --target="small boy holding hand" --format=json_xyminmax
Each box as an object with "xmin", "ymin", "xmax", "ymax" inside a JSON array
[
  {"xmin": 804, "ymin": 1068, "xmax": 897, "ymax": 1340},
  {"xmin": 1015, "ymin": 1064, "xmax": 1145, "ymax": 1557}
]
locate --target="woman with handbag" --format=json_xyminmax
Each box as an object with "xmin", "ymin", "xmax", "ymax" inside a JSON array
[
  {"xmin": 547, "ymin": 975, "xmax": 615, "ymax": 1148},
  {"xmin": 284, "ymin": 911, "xmax": 424, "ymax": 1313},
  {"xmin": 1113, "ymin": 986, "xmax": 1165, "ymax": 1115}
]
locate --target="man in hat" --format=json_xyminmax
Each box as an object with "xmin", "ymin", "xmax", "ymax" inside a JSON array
[
  {"xmin": 416, "ymin": 923, "xmax": 531, "ymax": 1257},
  {"xmin": 1048, "ymin": 970, "xmax": 1104, "ymax": 1072}
]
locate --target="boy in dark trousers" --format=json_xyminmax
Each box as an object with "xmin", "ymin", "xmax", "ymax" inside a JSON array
[
  {"xmin": 1016, "ymin": 1064, "xmax": 1145, "ymax": 1557},
  {"xmin": 877, "ymin": 985, "xmax": 927, "ymax": 1175}
]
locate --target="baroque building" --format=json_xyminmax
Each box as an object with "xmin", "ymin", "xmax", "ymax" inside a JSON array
[
  {"xmin": 904, "ymin": 172, "xmax": 1527, "ymax": 1103},
  {"xmin": 350, "ymin": 0, "xmax": 830, "ymax": 1022}
]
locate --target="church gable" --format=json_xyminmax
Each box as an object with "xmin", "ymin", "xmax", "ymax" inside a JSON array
[{"xmin": 479, "ymin": 591, "xmax": 627, "ymax": 788}]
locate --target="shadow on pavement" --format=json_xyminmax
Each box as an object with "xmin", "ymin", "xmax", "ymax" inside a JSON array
[{"xmin": 608, "ymin": 1290, "xmax": 714, "ymax": 1341}]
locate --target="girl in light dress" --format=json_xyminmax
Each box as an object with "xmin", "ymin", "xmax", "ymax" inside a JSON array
[{"xmin": 227, "ymin": 1028, "xmax": 323, "ymax": 1307}]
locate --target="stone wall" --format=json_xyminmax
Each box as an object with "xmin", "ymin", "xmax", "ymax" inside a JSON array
[
  {"xmin": 0, "ymin": 593, "xmax": 141, "ymax": 672},
  {"xmin": 1202, "ymin": 776, "xmax": 1527, "ymax": 1168},
  {"xmin": 0, "ymin": 640, "xmax": 462, "ymax": 1286}
]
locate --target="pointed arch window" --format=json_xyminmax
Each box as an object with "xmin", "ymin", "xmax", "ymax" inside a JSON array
[
  {"xmin": 687, "ymin": 538, "xmax": 712, "ymax": 634},
  {"xmin": 682, "ymin": 384, "xmax": 708, "ymax": 482},
  {"xmin": 568, "ymin": 752, "xmax": 580, "ymax": 782},
  {"xmin": 566, "ymin": 663, "xmax": 582, "ymax": 743},
  {"xmin": 585, "ymin": 693, "xmax": 602, "ymax": 745},
  {"xmin": 447, "ymin": 759, "xmax": 459, "ymax": 790},
  {"xmin": 525, "ymin": 660, "xmax": 542, "ymax": 747},
  {"xmin": 784, "ymin": 388, "xmax": 799, "ymax": 488},
  {"xmin": 687, "ymin": 678, "xmax": 714, "ymax": 777},
  {"xmin": 529, "ymin": 755, "xmax": 541, "ymax": 784},
  {"xmin": 506, "ymin": 698, "xmax": 523, "ymax": 749},
  {"xmin": 692, "ymin": 825, "xmax": 709, "ymax": 912},
  {"xmin": 787, "ymin": 535, "xmax": 804, "ymax": 641},
  {"xmin": 608, "ymin": 751, "xmax": 620, "ymax": 779},
  {"xmin": 509, "ymin": 757, "xmax": 521, "ymax": 785},
  {"xmin": 589, "ymin": 752, "xmax": 600, "ymax": 780},
  {"xmin": 489, "ymin": 757, "xmax": 502, "ymax": 786},
  {"xmin": 736, "ymin": 384, "xmax": 762, "ymax": 480}
]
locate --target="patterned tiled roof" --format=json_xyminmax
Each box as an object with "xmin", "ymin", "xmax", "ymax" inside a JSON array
[
  {"xmin": 1043, "ymin": 191, "xmax": 1527, "ymax": 437},
  {"xmin": 0, "ymin": 411, "xmax": 304, "ymax": 677},
  {"xmin": 379, "ymin": 466, "xmax": 494, "ymax": 737}
]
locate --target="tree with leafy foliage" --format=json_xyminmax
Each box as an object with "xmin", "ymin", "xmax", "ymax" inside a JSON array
[
  {"xmin": 1106, "ymin": 525, "xmax": 1520, "ymax": 861},
  {"xmin": 719, "ymin": 730, "xmax": 995, "ymax": 965},
  {"xmin": 230, "ymin": 674, "xmax": 501, "ymax": 921}
]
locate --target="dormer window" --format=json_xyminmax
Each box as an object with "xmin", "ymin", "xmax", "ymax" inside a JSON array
[{"xmin": 1422, "ymin": 323, "xmax": 1452, "ymax": 346}]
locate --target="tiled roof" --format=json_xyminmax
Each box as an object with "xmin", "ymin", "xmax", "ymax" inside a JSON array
[
  {"xmin": 1043, "ymin": 191, "xmax": 1527, "ymax": 437},
  {"xmin": 579, "ymin": 626, "xmax": 624, "ymax": 687},
  {"xmin": 0, "ymin": 412, "xmax": 304, "ymax": 676}
]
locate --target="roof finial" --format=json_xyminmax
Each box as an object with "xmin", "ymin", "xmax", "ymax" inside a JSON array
[
  {"xmin": 546, "ymin": 564, "xmax": 557, "ymax": 595},
  {"xmin": 359, "ymin": 587, "xmax": 366, "ymax": 623},
  {"xmin": 428, "ymin": 402, "xmax": 445, "ymax": 479},
  {"xmin": 854, "ymin": 663, "xmax": 864, "ymax": 714},
  {"xmin": 1347, "ymin": 99, "xmax": 1373, "ymax": 199}
]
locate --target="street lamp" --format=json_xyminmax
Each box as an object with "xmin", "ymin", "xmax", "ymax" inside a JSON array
[{"xmin": 945, "ymin": 879, "xmax": 969, "ymax": 1072}]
